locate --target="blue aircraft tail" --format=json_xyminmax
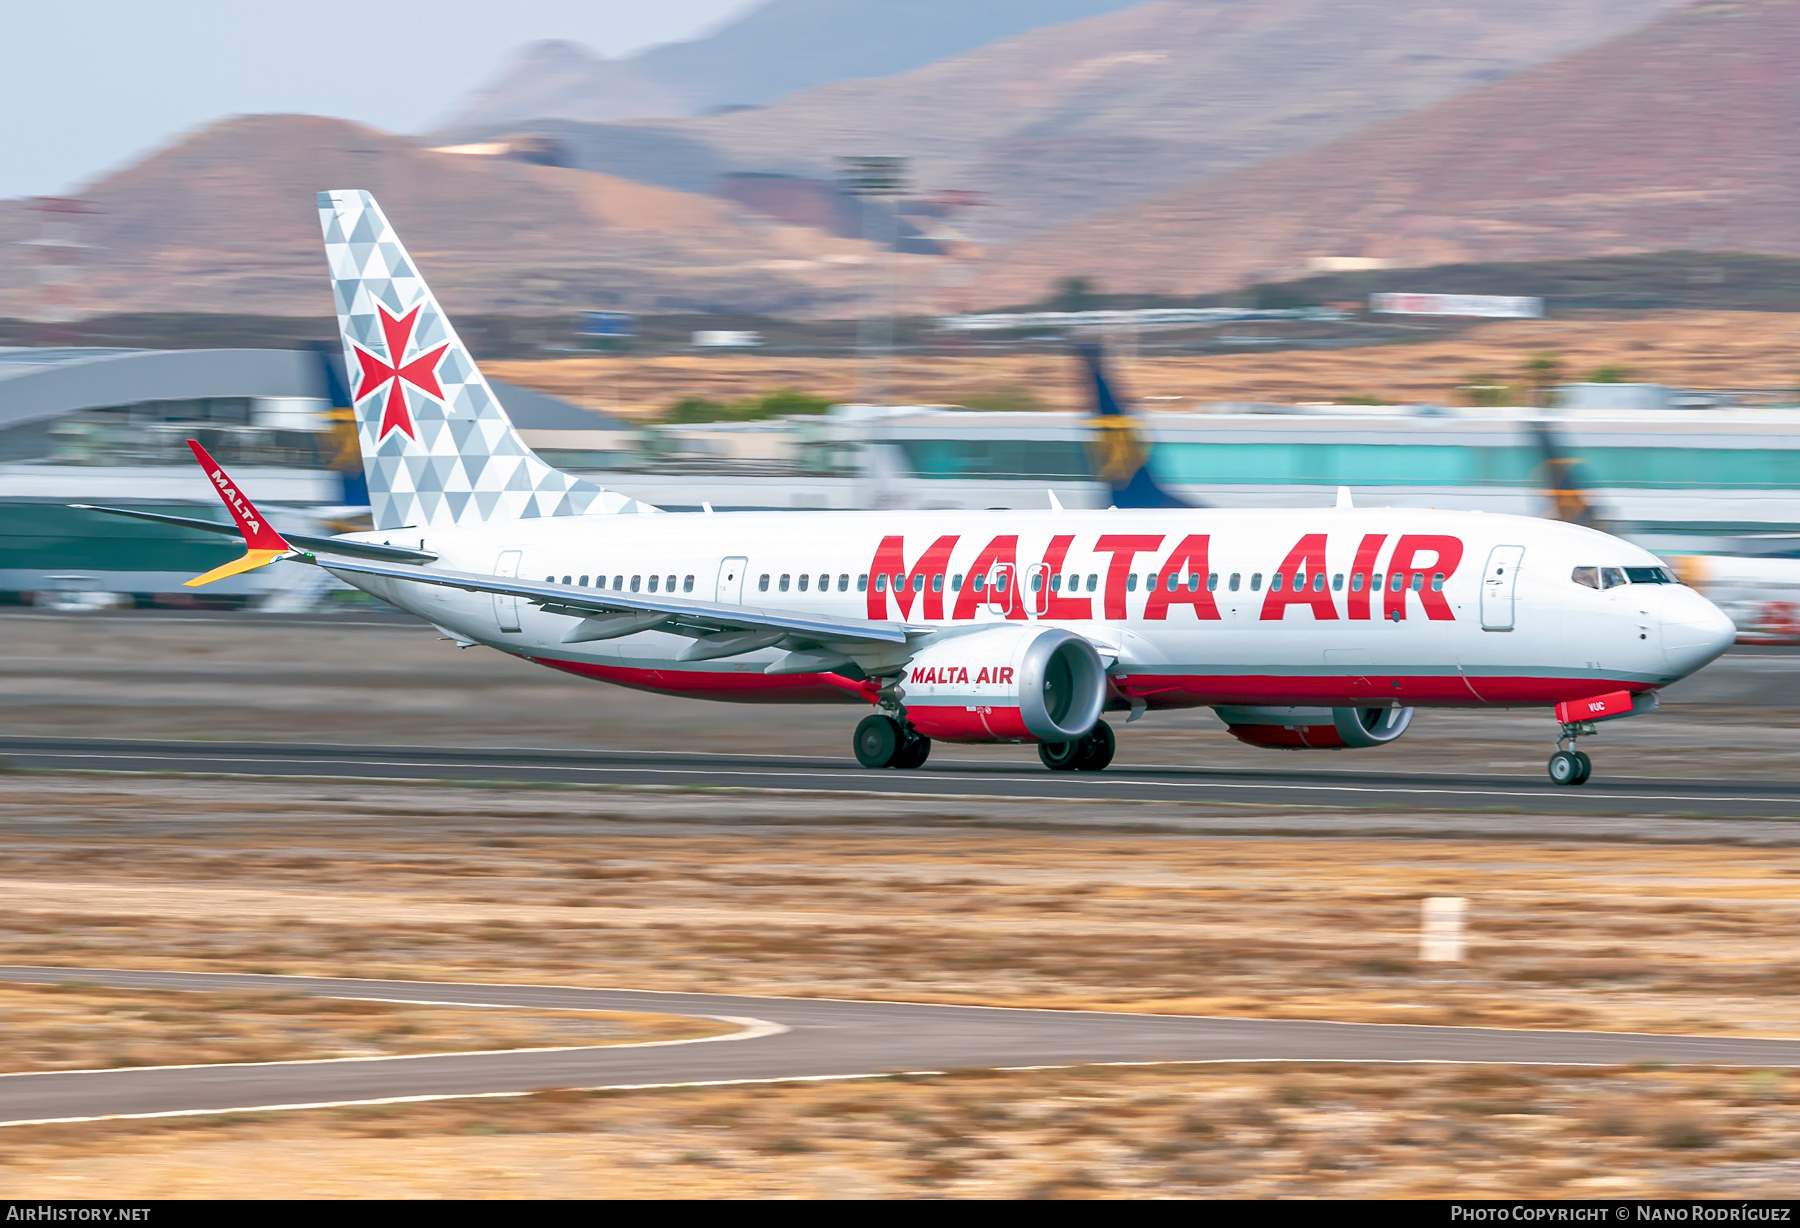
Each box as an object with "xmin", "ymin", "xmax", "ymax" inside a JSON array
[
  {"xmin": 309, "ymin": 340, "xmax": 369, "ymax": 507},
  {"xmin": 1077, "ymin": 341, "xmax": 1194, "ymax": 508}
]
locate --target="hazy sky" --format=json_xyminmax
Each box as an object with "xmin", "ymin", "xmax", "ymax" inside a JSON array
[{"xmin": 1, "ymin": 0, "xmax": 758, "ymax": 200}]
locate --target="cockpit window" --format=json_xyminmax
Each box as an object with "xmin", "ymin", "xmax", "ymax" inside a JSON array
[{"xmin": 1574, "ymin": 564, "xmax": 1679, "ymax": 589}]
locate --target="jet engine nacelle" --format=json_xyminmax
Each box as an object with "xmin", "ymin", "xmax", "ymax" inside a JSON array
[
  {"xmin": 1214, "ymin": 704, "xmax": 1414, "ymax": 750},
  {"xmin": 899, "ymin": 626, "xmax": 1107, "ymax": 744}
]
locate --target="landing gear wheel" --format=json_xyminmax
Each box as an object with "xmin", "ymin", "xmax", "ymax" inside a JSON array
[
  {"xmin": 1572, "ymin": 750, "xmax": 1592, "ymax": 785},
  {"xmin": 1075, "ymin": 720, "xmax": 1115, "ymax": 772},
  {"xmin": 1039, "ymin": 739, "xmax": 1082, "ymax": 771},
  {"xmin": 892, "ymin": 731, "xmax": 932, "ymax": 770},
  {"xmin": 854, "ymin": 714, "xmax": 900, "ymax": 769},
  {"xmin": 1548, "ymin": 749, "xmax": 1586, "ymax": 786}
]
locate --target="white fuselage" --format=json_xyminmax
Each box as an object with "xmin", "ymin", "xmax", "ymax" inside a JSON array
[{"xmin": 330, "ymin": 504, "xmax": 1735, "ymax": 717}]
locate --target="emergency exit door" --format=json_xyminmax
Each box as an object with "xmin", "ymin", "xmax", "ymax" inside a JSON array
[
  {"xmin": 1481, "ymin": 545, "xmax": 1525, "ymax": 631},
  {"xmin": 716, "ymin": 556, "xmax": 747, "ymax": 604},
  {"xmin": 493, "ymin": 549, "xmax": 523, "ymax": 633}
]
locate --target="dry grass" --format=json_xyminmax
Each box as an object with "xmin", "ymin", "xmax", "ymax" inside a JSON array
[
  {"xmin": 4, "ymin": 775, "xmax": 1800, "ymax": 1038},
  {"xmin": 487, "ymin": 310, "xmax": 1800, "ymax": 419},
  {"xmin": 2, "ymin": 1064, "xmax": 1796, "ymax": 1198},
  {"xmin": 0, "ymin": 982, "xmax": 727, "ymax": 1073},
  {"xmin": 5, "ymin": 773, "xmax": 1800, "ymax": 1194}
]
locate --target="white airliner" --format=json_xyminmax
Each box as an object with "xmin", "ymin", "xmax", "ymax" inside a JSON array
[{"xmin": 78, "ymin": 192, "xmax": 1738, "ymax": 787}]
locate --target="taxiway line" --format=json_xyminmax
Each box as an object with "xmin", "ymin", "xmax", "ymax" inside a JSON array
[{"xmin": 3, "ymin": 967, "xmax": 1800, "ymax": 1127}]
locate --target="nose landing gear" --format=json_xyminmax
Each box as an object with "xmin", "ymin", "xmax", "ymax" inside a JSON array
[{"xmin": 1547, "ymin": 722, "xmax": 1594, "ymax": 786}]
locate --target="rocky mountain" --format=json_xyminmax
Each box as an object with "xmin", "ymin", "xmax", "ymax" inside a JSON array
[
  {"xmin": 443, "ymin": 0, "xmax": 1142, "ymax": 128},
  {"xmin": 0, "ymin": 116, "xmax": 885, "ymax": 319},
  {"xmin": 461, "ymin": 0, "xmax": 1685, "ymax": 244},
  {"xmin": 976, "ymin": 0, "xmax": 1800, "ymax": 304}
]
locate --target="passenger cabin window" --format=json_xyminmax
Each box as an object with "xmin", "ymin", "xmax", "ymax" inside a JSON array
[
  {"xmin": 666, "ymin": 575, "xmax": 676, "ymax": 592},
  {"xmin": 798, "ymin": 574, "xmax": 809, "ymax": 592},
  {"xmin": 839, "ymin": 574, "xmax": 850, "ymax": 592},
  {"xmin": 648, "ymin": 575, "xmax": 659, "ymax": 592},
  {"xmin": 1029, "ymin": 573, "xmax": 1043, "ymax": 592},
  {"xmin": 972, "ymin": 574, "xmax": 986, "ymax": 593},
  {"xmin": 1350, "ymin": 573, "xmax": 1363, "ymax": 592},
  {"xmin": 578, "ymin": 575, "xmax": 588, "ymax": 587},
  {"xmin": 1410, "ymin": 573, "xmax": 1423, "ymax": 592},
  {"xmin": 1601, "ymin": 566, "xmax": 1628, "ymax": 589},
  {"xmin": 683, "ymin": 575, "xmax": 694, "ymax": 593},
  {"xmin": 1270, "ymin": 573, "xmax": 1283, "ymax": 592},
  {"xmin": 1125, "ymin": 574, "xmax": 1137, "ymax": 593},
  {"xmin": 950, "ymin": 574, "xmax": 962, "ymax": 592},
  {"xmin": 1389, "ymin": 573, "xmax": 1404, "ymax": 593},
  {"xmin": 1229, "ymin": 574, "xmax": 1241, "ymax": 592},
  {"xmin": 932, "ymin": 574, "xmax": 944, "ymax": 593},
  {"xmin": 758, "ymin": 574, "xmax": 770, "ymax": 592},
  {"xmin": 874, "ymin": 574, "xmax": 887, "ymax": 592},
  {"xmin": 857, "ymin": 574, "xmax": 868, "ymax": 592},
  {"xmin": 1333, "ymin": 574, "xmax": 1344, "ymax": 591},
  {"xmin": 630, "ymin": 575, "xmax": 641, "ymax": 592},
  {"xmin": 1050, "ymin": 574, "xmax": 1061, "ymax": 592},
  {"xmin": 779, "ymin": 574, "xmax": 791, "ymax": 592},
  {"xmin": 819, "ymin": 574, "xmax": 829, "ymax": 592},
  {"xmin": 994, "ymin": 573, "xmax": 1009, "ymax": 592},
  {"xmin": 1207, "ymin": 573, "xmax": 1219, "ymax": 591},
  {"xmin": 1250, "ymin": 573, "xmax": 1263, "ymax": 591},
  {"xmin": 562, "ymin": 575, "xmax": 571, "ymax": 585},
  {"xmin": 1431, "ymin": 573, "xmax": 1445, "ymax": 592},
  {"xmin": 613, "ymin": 575, "xmax": 623, "ymax": 589},
  {"xmin": 913, "ymin": 574, "xmax": 925, "ymax": 592}
]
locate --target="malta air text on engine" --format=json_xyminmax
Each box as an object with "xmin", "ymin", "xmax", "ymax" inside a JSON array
[
  {"xmin": 911, "ymin": 665, "xmax": 1016, "ymax": 685},
  {"xmin": 863, "ymin": 531, "xmax": 1464, "ymax": 623}
]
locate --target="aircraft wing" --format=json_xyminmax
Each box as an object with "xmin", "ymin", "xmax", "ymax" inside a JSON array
[
  {"xmin": 322, "ymin": 556, "xmax": 912, "ymax": 648},
  {"xmin": 71, "ymin": 504, "xmax": 438, "ymax": 564}
]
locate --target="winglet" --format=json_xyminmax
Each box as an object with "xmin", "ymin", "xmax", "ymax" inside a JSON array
[{"xmin": 182, "ymin": 439, "xmax": 293, "ymax": 586}]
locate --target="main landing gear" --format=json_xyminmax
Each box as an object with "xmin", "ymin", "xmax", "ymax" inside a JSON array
[
  {"xmin": 854, "ymin": 713, "xmax": 931, "ymax": 770},
  {"xmin": 1038, "ymin": 719, "xmax": 1116, "ymax": 772},
  {"xmin": 1547, "ymin": 722, "xmax": 1594, "ymax": 787}
]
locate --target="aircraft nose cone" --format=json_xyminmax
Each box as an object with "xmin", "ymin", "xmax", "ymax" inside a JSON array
[{"xmin": 1661, "ymin": 586, "xmax": 1736, "ymax": 676}]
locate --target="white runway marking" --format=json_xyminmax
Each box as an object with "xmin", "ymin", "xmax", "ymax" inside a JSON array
[{"xmin": 23, "ymin": 749, "xmax": 1800, "ymax": 808}]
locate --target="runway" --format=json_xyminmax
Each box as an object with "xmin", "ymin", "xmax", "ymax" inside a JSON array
[
  {"xmin": 4, "ymin": 966, "xmax": 1800, "ymax": 1128},
  {"xmin": 6, "ymin": 733, "xmax": 1800, "ymax": 822}
]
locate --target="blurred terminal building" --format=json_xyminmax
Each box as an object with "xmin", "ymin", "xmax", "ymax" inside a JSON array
[{"xmin": 6, "ymin": 345, "xmax": 1800, "ymax": 610}]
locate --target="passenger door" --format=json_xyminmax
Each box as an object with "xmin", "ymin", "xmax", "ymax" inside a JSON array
[
  {"xmin": 716, "ymin": 556, "xmax": 747, "ymax": 604},
  {"xmin": 493, "ymin": 549, "xmax": 523, "ymax": 633},
  {"xmin": 1480, "ymin": 545, "xmax": 1525, "ymax": 631}
]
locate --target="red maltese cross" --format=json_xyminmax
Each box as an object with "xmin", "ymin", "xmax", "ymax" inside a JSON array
[{"xmin": 351, "ymin": 304, "xmax": 450, "ymax": 441}]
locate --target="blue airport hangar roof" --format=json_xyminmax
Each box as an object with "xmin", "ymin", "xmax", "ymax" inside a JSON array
[{"xmin": 0, "ymin": 346, "xmax": 625, "ymax": 434}]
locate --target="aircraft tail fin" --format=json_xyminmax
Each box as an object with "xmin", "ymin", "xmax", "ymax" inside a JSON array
[
  {"xmin": 1077, "ymin": 341, "xmax": 1194, "ymax": 509},
  {"xmin": 1529, "ymin": 420, "xmax": 1604, "ymax": 528},
  {"xmin": 181, "ymin": 440, "xmax": 293, "ymax": 586},
  {"xmin": 316, "ymin": 190, "xmax": 651, "ymax": 530}
]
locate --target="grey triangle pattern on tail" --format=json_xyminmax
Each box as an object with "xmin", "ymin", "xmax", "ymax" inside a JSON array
[{"xmin": 317, "ymin": 190, "xmax": 654, "ymax": 531}]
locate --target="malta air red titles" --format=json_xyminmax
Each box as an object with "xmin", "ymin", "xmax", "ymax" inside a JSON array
[{"xmin": 86, "ymin": 191, "xmax": 1735, "ymax": 787}]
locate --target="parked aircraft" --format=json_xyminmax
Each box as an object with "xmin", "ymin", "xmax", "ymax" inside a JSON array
[
  {"xmin": 76, "ymin": 192, "xmax": 1736, "ymax": 786},
  {"xmin": 1527, "ymin": 414, "xmax": 1800, "ymax": 644}
]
